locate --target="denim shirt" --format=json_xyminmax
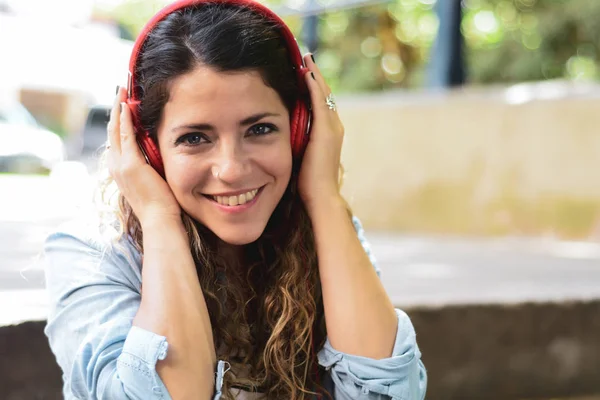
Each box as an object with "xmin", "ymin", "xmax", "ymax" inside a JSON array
[{"xmin": 43, "ymin": 216, "xmax": 427, "ymax": 400}]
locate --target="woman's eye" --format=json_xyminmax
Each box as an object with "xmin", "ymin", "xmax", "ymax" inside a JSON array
[
  {"xmin": 177, "ymin": 133, "xmax": 208, "ymax": 146},
  {"xmin": 247, "ymin": 123, "xmax": 277, "ymax": 137}
]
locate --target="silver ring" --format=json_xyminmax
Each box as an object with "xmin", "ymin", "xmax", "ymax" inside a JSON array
[{"xmin": 326, "ymin": 93, "xmax": 337, "ymax": 111}]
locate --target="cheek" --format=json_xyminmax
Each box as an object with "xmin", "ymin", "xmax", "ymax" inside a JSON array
[
  {"xmin": 163, "ymin": 154, "xmax": 207, "ymax": 197},
  {"xmin": 264, "ymin": 139, "xmax": 293, "ymax": 179}
]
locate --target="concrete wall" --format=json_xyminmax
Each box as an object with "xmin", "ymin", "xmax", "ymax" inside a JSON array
[
  {"xmin": 338, "ymin": 83, "xmax": 600, "ymax": 239},
  {"xmin": 3, "ymin": 300, "xmax": 600, "ymax": 399}
]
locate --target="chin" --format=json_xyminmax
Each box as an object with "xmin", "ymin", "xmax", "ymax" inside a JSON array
[{"xmin": 210, "ymin": 223, "xmax": 267, "ymax": 246}]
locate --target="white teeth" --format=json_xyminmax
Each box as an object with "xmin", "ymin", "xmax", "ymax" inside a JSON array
[{"xmin": 212, "ymin": 188, "xmax": 259, "ymax": 206}]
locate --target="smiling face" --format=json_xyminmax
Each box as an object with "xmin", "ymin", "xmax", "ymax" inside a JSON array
[{"xmin": 156, "ymin": 65, "xmax": 293, "ymax": 245}]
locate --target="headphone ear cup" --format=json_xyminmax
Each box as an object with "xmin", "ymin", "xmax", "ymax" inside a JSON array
[
  {"xmin": 126, "ymin": 101, "xmax": 165, "ymax": 177},
  {"xmin": 291, "ymin": 98, "xmax": 310, "ymax": 158},
  {"xmin": 138, "ymin": 133, "xmax": 165, "ymax": 177},
  {"xmin": 290, "ymin": 102, "xmax": 300, "ymax": 156}
]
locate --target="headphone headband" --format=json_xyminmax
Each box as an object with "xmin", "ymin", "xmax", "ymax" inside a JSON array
[{"xmin": 127, "ymin": 0, "xmax": 307, "ymax": 103}]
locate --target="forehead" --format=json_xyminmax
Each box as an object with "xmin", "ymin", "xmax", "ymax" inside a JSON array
[{"xmin": 164, "ymin": 65, "xmax": 285, "ymax": 116}]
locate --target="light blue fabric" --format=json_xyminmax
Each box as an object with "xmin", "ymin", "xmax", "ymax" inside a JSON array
[{"xmin": 43, "ymin": 216, "xmax": 426, "ymax": 399}]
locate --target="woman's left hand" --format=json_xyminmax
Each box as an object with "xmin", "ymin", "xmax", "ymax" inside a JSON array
[{"xmin": 298, "ymin": 54, "xmax": 345, "ymax": 212}]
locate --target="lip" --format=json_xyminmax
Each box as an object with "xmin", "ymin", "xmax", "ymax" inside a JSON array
[{"xmin": 205, "ymin": 185, "xmax": 265, "ymax": 214}]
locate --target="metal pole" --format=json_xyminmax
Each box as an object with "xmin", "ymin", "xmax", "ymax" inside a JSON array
[
  {"xmin": 427, "ymin": 0, "xmax": 465, "ymax": 88},
  {"xmin": 302, "ymin": 0, "xmax": 319, "ymax": 53}
]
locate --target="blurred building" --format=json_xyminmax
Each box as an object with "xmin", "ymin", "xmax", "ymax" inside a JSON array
[{"xmin": 0, "ymin": 4, "xmax": 132, "ymax": 143}]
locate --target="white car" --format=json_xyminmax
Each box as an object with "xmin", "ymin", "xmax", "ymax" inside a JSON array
[{"xmin": 0, "ymin": 101, "xmax": 65, "ymax": 173}]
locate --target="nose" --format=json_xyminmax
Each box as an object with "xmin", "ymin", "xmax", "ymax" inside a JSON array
[{"xmin": 212, "ymin": 139, "xmax": 251, "ymax": 183}]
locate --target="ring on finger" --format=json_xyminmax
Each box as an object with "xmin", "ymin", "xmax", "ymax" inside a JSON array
[{"xmin": 326, "ymin": 93, "xmax": 337, "ymax": 111}]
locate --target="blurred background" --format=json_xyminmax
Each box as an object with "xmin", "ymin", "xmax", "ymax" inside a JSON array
[{"xmin": 1, "ymin": 0, "xmax": 599, "ymax": 399}]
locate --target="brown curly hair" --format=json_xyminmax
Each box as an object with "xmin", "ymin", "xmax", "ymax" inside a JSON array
[
  {"xmin": 104, "ymin": 175, "xmax": 332, "ymax": 399},
  {"xmin": 98, "ymin": 2, "xmax": 349, "ymax": 398}
]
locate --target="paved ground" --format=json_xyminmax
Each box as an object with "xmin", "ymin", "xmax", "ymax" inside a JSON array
[
  {"xmin": 369, "ymin": 232, "xmax": 600, "ymax": 307},
  {"xmin": 0, "ymin": 174, "xmax": 91, "ymax": 291},
  {"xmin": 1, "ymin": 173, "xmax": 599, "ymax": 324}
]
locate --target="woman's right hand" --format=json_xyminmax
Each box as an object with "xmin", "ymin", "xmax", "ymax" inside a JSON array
[{"xmin": 107, "ymin": 87, "xmax": 181, "ymax": 226}]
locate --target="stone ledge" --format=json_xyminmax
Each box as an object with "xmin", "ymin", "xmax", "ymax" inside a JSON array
[
  {"xmin": 2, "ymin": 300, "xmax": 600, "ymax": 399},
  {"xmin": 410, "ymin": 300, "xmax": 600, "ymax": 399},
  {"xmin": 0, "ymin": 320, "xmax": 62, "ymax": 400}
]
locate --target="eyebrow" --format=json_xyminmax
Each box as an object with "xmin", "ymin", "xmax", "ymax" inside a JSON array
[{"xmin": 171, "ymin": 112, "xmax": 282, "ymax": 133}]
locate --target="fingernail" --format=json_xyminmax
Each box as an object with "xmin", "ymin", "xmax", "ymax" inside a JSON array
[
  {"xmin": 116, "ymin": 86, "xmax": 120, "ymax": 95},
  {"xmin": 311, "ymin": 72, "xmax": 315, "ymax": 80},
  {"xmin": 311, "ymin": 54, "xmax": 315, "ymax": 63}
]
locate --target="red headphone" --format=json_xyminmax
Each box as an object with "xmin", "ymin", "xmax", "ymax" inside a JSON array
[{"xmin": 126, "ymin": 0, "xmax": 312, "ymax": 177}]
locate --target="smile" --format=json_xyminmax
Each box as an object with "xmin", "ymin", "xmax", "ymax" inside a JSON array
[{"xmin": 203, "ymin": 186, "xmax": 264, "ymax": 207}]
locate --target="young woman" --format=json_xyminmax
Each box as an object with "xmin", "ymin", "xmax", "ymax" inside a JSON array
[{"xmin": 43, "ymin": 0, "xmax": 427, "ymax": 398}]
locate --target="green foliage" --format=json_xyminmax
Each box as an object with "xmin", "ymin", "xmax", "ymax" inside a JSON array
[
  {"xmin": 100, "ymin": 0, "xmax": 600, "ymax": 93},
  {"xmin": 464, "ymin": 0, "xmax": 600, "ymax": 84},
  {"xmin": 307, "ymin": 0, "xmax": 437, "ymax": 92},
  {"xmin": 313, "ymin": 0, "xmax": 600, "ymax": 91}
]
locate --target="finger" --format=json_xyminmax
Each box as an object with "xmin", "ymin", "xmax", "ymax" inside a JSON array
[
  {"xmin": 106, "ymin": 143, "xmax": 118, "ymax": 178},
  {"xmin": 108, "ymin": 87, "xmax": 126, "ymax": 154},
  {"xmin": 304, "ymin": 53, "xmax": 332, "ymax": 96},
  {"xmin": 304, "ymin": 69, "xmax": 329, "ymax": 116},
  {"xmin": 119, "ymin": 102, "xmax": 146, "ymax": 164}
]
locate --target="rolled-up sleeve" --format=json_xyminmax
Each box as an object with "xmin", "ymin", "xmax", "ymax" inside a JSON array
[
  {"xmin": 317, "ymin": 309, "xmax": 427, "ymax": 400},
  {"xmin": 43, "ymin": 226, "xmax": 172, "ymax": 400},
  {"xmin": 212, "ymin": 360, "xmax": 231, "ymax": 400}
]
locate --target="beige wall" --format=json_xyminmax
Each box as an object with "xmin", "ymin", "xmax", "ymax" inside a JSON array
[{"xmin": 338, "ymin": 84, "xmax": 600, "ymax": 238}]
